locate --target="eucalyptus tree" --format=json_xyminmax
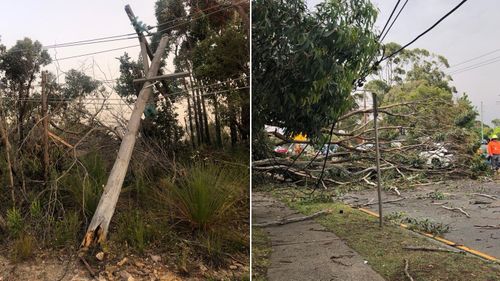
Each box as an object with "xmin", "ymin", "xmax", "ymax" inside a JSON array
[
  {"xmin": 252, "ymin": 0, "xmax": 380, "ymax": 139},
  {"xmin": 0, "ymin": 38, "xmax": 51, "ymax": 144}
]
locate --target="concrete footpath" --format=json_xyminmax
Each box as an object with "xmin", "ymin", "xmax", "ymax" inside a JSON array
[{"xmin": 252, "ymin": 192, "xmax": 386, "ymax": 281}]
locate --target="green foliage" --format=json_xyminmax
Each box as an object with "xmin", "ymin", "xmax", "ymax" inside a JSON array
[
  {"xmin": 29, "ymin": 198, "xmax": 42, "ymax": 220},
  {"xmin": 115, "ymin": 210, "xmax": 153, "ymax": 253},
  {"xmin": 0, "ymin": 37, "xmax": 51, "ymax": 85},
  {"xmin": 53, "ymin": 212, "xmax": 80, "ymax": 248},
  {"xmin": 427, "ymin": 191, "xmax": 447, "ymax": 200},
  {"xmin": 403, "ymin": 217, "xmax": 450, "ymax": 236},
  {"xmin": 251, "ymin": 129, "xmax": 273, "ymax": 160},
  {"xmin": 61, "ymin": 69, "xmax": 101, "ymax": 100},
  {"xmin": 12, "ymin": 233, "xmax": 35, "ymax": 262},
  {"xmin": 470, "ymin": 154, "xmax": 491, "ymax": 178},
  {"xmin": 161, "ymin": 163, "xmax": 245, "ymax": 230},
  {"xmin": 384, "ymin": 211, "xmax": 407, "ymax": 222},
  {"xmin": 253, "ymin": 0, "xmax": 380, "ymax": 138},
  {"xmin": 192, "ymin": 28, "xmax": 248, "ymax": 80},
  {"xmin": 61, "ymin": 151, "xmax": 106, "ymax": 217},
  {"xmin": 115, "ymin": 53, "xmax": 143, "ymax": 101},
  {"xmin": 6, "ymin": 208, "xmax": 23, "ymax": 238},
  {"xmin": 200, "ymin": 231, "xmax": 225, "ymax": 266}
]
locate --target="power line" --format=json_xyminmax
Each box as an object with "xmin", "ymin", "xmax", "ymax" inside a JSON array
[
  {"xmin": 4, "ymin": 1, "xmax": 243, "ymax": 55},
  {"xmin": 0, "ymin": 86, "xmax": 249, "ymax": 105},
  {"xmin": 449, "ymin": 47, "xmax": 500, "ymax": 68},
  {"xmin": 379, "ymin": 0, "xmax": 402, "ymax": 39},
  {"xmin": 380, "ymin": 0, "xmax": 409, "ymax": 42},
  {"xmin": 44, "ymin": 33, "xmax": 137, "ymax": 49},
  {"xmin": 448, "ymin": 54, "xmax": 500, "ymax": 75},
  {"xmin": 381, "ymin": 0, "xmax": 469, "ymax": 62},
  {"xmin": 47, "ymin": 1, "xmax": 244, "ymax": 62},
  {"xmin": 151, "ymin": 1, "xmax": 245, "ymax": 37},
  {"xmin": 54, "ymin": 45, "xmax": 140, "ymax": 61},
  {"xmin": 44, "ymin": 37, "xmax": 139, "ymax": 49}
]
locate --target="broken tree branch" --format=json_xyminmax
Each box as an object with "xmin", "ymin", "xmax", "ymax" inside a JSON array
[
  {"xmin": 360, "ymin": 197, "xmax": 405, "ymax": 207},
  {"xmin": 254, "ymin": 210, "xmax": 332, "ymax": 227},
  {"xmin": 404, "ymin": 259, "xmax": 415, "ymax": 281},
  {"xmin": 440, "ymin": 205, "xmax": 471, "ymax": 218},
  {"xmin": 471, "ymin": 193, "xmax": 497, "ymax": 200},
  {"xmin": 403, "ymin": 246, "xmax": 458, "ymax": 253}
]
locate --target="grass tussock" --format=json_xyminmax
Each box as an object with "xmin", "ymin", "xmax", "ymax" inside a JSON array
[{"xmin": 157, "ymin": 162, "xmax": 247, "ymax": 231}]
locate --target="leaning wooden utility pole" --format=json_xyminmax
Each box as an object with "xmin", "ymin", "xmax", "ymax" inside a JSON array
[
  {"xmin": 41, "ymin": 71, "xmax": 50, "ymax": 186},
  {"xmin": 81, "ymin": 36, "xmax": 170, "ymax": 248},
  {"xmin": 372, "ymin": 92, "xmax": 383, "ymax": 228}
]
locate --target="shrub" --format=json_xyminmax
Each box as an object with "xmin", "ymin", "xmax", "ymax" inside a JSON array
[
  {"xmin": 6, "ymin": 208, "xmax": 23, "ymax": 238},
  {"xmin": 12, "ymin": 233, "xmax": 35, "ymax": 261},
  {"xmin": 115, "ymin": 210, "xmax": 153, "ymax": 253},
  {"xmin": 54, "ymin": 211, "xmax": 80, "ymax": 247},
  {"xmin": 61, "ymin": 151, "xmax": 106, "ymax": 217},
  {"xmin": 162, "ymin": 163, "xmax": 244, "ymax": 231}
]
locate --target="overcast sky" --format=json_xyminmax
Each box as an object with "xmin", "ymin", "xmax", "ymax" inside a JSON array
[
  {"xmin": 306, "ymin": 0, "xmax": 500, "ymax": 125},
  {"xmin": 2, "ymin": 0, "xmax": 499, "ymax": 125},
  {"xmin": 0, "ymin": 0, "xmax": 158, "ymax": 83}
]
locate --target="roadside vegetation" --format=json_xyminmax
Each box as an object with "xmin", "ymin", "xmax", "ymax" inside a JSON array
[
  {"xmin": 0, "ymin": 0, "xmax": 249, "ymax": 279},
  {"xmin": 251, "ymin": 227, "xmax": 271, "ymax": 281},
  {"xmin": 265, "ymin": 186, "xmax": 500, "ymax": 281}
]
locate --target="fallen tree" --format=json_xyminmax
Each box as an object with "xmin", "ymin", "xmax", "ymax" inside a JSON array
[{"xmin": 253, "ymin": 96, "xmax": 485, "ymax": 188}]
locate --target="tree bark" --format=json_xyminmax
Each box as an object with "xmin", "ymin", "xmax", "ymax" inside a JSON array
[
  {"xmin": 81, "ymin": 36, "xmax": 169, "ymax": 248},
  {"xmin": 213, "ymin": 94, "xmax": 223, "ymax": 148},
  {"xmin": 0, "ymin": 99, "xmax": 15, "ymax": 206},
  {"xmin": 197, "ymin": 79, "xmax": 211, "ymax": 145},
  {"xmin": 183, "ymin": 79, "xmax": 196, "ymax": 149},
  {"xmin": 189, "ymin": 74, "xmax": 204, "ymax": 145}
]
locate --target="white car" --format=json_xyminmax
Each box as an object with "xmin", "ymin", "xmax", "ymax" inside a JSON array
[{"xmin": 419, "ymin": 145, "xmax": 453, "ymax": 168}]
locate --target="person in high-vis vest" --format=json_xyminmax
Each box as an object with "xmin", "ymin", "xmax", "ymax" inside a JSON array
[{"xmin": 487, "ymin": 135, "xmax": 500, "ymax": 171}]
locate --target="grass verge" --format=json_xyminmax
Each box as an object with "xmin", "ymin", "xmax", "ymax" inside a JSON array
[
  {"xmin": 251, "ymin": 227, "xmax": 271, "ymax": 281},
  {"xmin": 272, "ymin": 188, "xmax": 500, "ymax": 281}
]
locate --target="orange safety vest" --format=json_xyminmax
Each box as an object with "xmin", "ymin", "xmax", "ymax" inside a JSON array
[{"xmin": 487, "ymin": 140, "xmax": 500, "ymax": 155}]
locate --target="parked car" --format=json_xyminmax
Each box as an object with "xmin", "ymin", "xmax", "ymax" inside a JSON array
[{"xmin": 419, "ymin": 144, "xmax": 453, "ymax": 168}]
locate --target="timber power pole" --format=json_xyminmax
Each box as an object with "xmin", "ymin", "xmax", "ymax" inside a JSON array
[
  {"xmin": 480, "ymin": 101, "xmax": 484, "ymax": 141},
  {"xmin": 81, "ymin": 36, "xmax": 170, "ymax": 248},
  {"xmin": 372, "ymin": 92, "xmax": 383, "ymax": 228},
  {"xmin": 41, "ymin": 71, "xmax": 50, "ymax": 186}
]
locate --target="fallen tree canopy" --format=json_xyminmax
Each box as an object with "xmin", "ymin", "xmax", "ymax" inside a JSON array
[{"xmin": 254, "ymin": 95, "xmax": 486, "ymax": 189}]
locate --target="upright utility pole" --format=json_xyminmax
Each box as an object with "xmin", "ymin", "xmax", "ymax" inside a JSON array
[
  {"xmin": 41, "ymin": 71, "xmax": 50, "ymax": 186},
  {"xmin": 81, "ymin": 36, "xmax": 170, "ymax": 247},
  {"xmin": 481, "ymin": 101, "xmax": 484, "ymax": 141},
  {"xmin": 372, "ymin": 92, "xmax": 383, "ymax": 228}
]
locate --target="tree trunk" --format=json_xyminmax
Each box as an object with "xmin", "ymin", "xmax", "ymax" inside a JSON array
[
  {"xmin": 189, "ymin": 74, "xmax": 204, "ymax": 145},
  {"xmin": 0, "ymin": 99, "xmax": 15, "ymax": 206},
  {"xmin": 198, "ymin": 79, "xmax": 211, "ymax": 145},
  {"xmin": 81, "ymin": 36, "xmax": 169, "ymax": 248},
  {"xmin": 183, "ymin": 79, "xmax": 196, "ymax": 149},
  {"xmin": 213, "ymin": 94, "xmax": 223, "ymax": 148}
]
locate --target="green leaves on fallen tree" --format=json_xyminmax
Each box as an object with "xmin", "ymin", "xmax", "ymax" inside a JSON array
[{"xmin": 252, "ymin": 0, "xmax": 380, "ymax": 138}]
